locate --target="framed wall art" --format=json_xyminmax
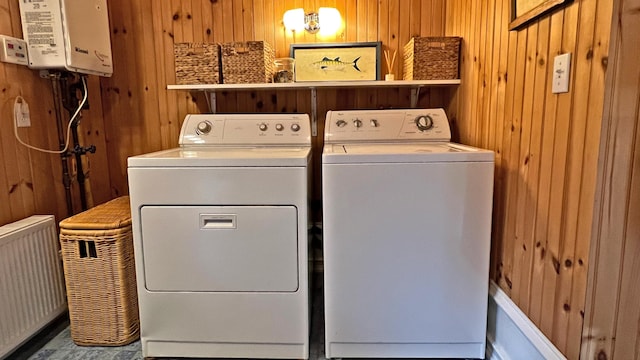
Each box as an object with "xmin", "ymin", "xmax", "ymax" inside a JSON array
[
  {"xmin": 290, "ymin": 42, "xmax": 381, "ymax": 82},
  {"xmin": 510, "ymin": 0, "xmax": 571, "ymax": 30}
]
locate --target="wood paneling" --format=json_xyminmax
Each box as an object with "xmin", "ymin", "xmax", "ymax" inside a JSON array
[
  {"xmin": 0, "ymin": 0, "xmax": 449, "ymax": 224},
  {"xmin": 445, "ymin": 0, "xmax": 613, "ymax": 358},
  {"xmin": 100, "ymin": 0, "xmax": 448, "ymax": 208},
  {"xmin": 5, "ymin": 1, "xmax": 635, "ymax": 358},
  {"xmin": 582, "ymin": 0, "xmax": 640, "ymax": 358},
  {"xmin": 0, "ymin": 0, "xmax": 111, "ymax": 226}
]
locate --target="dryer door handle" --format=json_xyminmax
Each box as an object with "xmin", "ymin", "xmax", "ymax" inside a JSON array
[{"xmin": 200, "ymin": 214, "xmax": 237, "ymax": 229}]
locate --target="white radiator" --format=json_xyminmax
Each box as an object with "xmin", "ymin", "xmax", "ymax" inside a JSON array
[{"xmin": 0, "ymin": 215, "xmax": 67, "ymax": 359}]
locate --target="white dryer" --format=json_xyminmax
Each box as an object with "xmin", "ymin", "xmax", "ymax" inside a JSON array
[
  {"xmin": 322, "ymin": 108, "xmax": 494, "ymax": 359},
  {"xmin": 127, "ymin": 114, "xmax": 311, "ymax": 359}
]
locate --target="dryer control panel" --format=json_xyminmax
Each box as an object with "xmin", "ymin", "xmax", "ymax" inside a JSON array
[
  {"xmin": 325, "ymin": 108, "xmax": 451, "ymax": 143},
  {"xmin": 179, "ymin": 114, "xmax": 311, "ymax": 146}
]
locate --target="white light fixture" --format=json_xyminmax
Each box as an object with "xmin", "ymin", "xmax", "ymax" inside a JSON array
[
  {"xmin": 318, "ymin": 7, "xmax": 341, "ymax": 35},
  {"xmin": 283, "ymin": 7, "xmax": 342, "ymax": 35},
  {"xmin": 282, "ymin": 8, "xmax": 305, "ymax": 32}
]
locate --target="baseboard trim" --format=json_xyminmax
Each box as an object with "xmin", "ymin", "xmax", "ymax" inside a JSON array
[{"xmin": 486, "ymin": 281, "xmax": 566, "ymax": 360}]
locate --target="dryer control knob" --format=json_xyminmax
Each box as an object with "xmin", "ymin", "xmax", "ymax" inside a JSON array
[
  {"xmin": 291, "ymin": 123, "xmax": 301, "ymax": 132},
  {"xmin": 415, "ymin": 115, "xmax": 434, "ymax": 131},
  {"xmin": 259, "ymin": 123, "xmax": 268, "ymax": 131},
  {"xmin": 353, "ymin": 119, "xmax": 363, "ymax": 128},
  {"xmin": 276, "ymin": 123, "xmax": 284, "ymax": 131},
  {"xmin": 336, "ymin": 120, "xmax": 347, "ymax": 128},
  {"xmin": 196, "ymin": 121, "xmax": 212, "ymax": 134},
  {"xmin": 370, "ymin": 119, "xmax": 379, "ymax": 127}
]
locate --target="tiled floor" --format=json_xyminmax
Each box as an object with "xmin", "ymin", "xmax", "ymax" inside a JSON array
[{"xmin": 26, "ymin": 328, "xmax": 142, "ymax": 360}]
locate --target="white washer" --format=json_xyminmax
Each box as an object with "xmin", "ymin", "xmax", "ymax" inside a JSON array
[
  {"xmin": 127, "ymin": 114, "xmax": 311, "ymax": 359},
  {"xmin": 322, "ymin": 108, "xmax": 494, "ymax": 359}
]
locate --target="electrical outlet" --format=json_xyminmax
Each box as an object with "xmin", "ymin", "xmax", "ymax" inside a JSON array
[
  {"xmin": 0, "ymin": 35, "xmax": 28, "ymax": 66},
  {"xmin": 552, "ymin": 53, "xmax": 571, "ymax": 94},
  {"xmin": 14, "ymin": 99, "xmax": 31, "ymax": 127}
]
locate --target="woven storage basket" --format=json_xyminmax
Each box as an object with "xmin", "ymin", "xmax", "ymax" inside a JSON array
[
  {"xmin": 221, "ymin": 41, "xmax": 275, "ymax": 84},
  {"xmin": 174, "ymin": 42, "xmax": 221, "ymax": 84},
  {"xmin": 59, "ymin": 196, "xmax": 139, "ymax": 346},
  {"xmin": 403, "ymin": 37, "xmax": 461, "ymax": 80}
]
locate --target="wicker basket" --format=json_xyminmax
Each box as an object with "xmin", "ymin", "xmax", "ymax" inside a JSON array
[
  {"xmin": 59, "ymin": 196, "xmax": 139, "ymax": 346},
  {"xmin": 221, "ymin": 41, "xmax": 275, "ymax": 84},
  {"xmin": 403, "ymin": 37, "xmax": 461, "ymax": 80},
  {"xmin": 174, "ymin": 42, "xmax": 221, "ymax": 84}
]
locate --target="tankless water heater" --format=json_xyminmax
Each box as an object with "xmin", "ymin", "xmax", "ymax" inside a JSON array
[{"xmin": 19, "ymin": 0, "xmax": 113, "ymax": 77}]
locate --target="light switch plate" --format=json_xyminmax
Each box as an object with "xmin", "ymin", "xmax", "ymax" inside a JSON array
[
  {"xmin": 0, "ymin": 35, "xmax": 28, "ymax": 66},
  {"xmin": 552, "ymin": 53, "xmax": 571, "ymax": 94}
]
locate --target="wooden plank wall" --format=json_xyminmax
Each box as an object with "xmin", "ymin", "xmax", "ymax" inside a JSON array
[
  {"xmin": 0, "ymin": 0, "xmax": 112, "ymax": 226},
  {"xmin": 4, "ymin": 0, "xmax": 636, "ymax": 358},
  {"xmin": 0, "ymin": 0, "xmax": 448, "ymax": 226},
  {"xmin": 445, "ymin": 0, "xmax": 613, "ymax": 358},
  {"xmin": 581, "ymin": 0, "xmax": 640, "ymax": 358},
  {"xmin": 100, "ymin": 0, "xmax": 448, "ymax": 209}
]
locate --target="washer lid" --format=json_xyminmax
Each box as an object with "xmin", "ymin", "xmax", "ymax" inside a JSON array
[
  {"xmin": 128, "ymin": 146, "xmax": 311, "ymax": 167},
  {"xmin": 322, "ymin": 142, "xmax": 494, "ymax": 164}
]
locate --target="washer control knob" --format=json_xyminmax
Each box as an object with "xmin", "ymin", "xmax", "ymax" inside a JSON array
[
  {"xmin": 415, "ymin": 115, "xmax": 434, "ymax": 131},
  {"xmin": 196, "ymin": 121, "xmax": 212, "ymax": 134},
  {"xmin": 370, "ymin": 119, "xmax": 379, "ymax": 127},
  {"xmin": 353, "ymin": 119, "xmax": 363, "ymax": 128},
  {"xmin": 275, "ymin": 123, "xmax": 284, "ymax": 131},
  {"xmin": 336, "ymin": 119, "xmax": 347, "ymax": 128},
  {"xmin": 291, "ymin": 123, "xmax": 301, "ymax": 132},
  {"xmin": 259, "ymin": 123, "xmax": 268, "ymax": 131}
]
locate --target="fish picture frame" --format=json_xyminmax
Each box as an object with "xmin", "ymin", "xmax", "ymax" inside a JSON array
[{"xmin": 290, "ymin": 42, "xmax": 382, "ymax": 82}]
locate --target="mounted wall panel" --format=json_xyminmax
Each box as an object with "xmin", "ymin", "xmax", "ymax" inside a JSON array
[{"xmin": 445, "ymin": 0, "xmax": 614, "ymax": 358}]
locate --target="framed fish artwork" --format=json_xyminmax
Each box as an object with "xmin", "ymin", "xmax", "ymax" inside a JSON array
[{"xmin": 290, "ymin": 42, "xmax": 382, "ymax": 82}]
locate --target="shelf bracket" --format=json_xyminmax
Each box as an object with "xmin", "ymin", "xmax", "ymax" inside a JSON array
[
  {"xmin": 311, "ymin": 88, "xmax": 317, "ymax": 137},
  {"xmin": 410, "ymin": 86, "xmax": 420, "ymax": 108},
  {"xmin": 208, "ymin": 91, "xmax": 217, "ymax": 113}
]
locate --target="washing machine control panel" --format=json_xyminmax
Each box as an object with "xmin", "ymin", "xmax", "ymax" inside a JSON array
[
  {"xmin": 324, "ymin": 108, "xmax": 451, "ymax": 143},
  {"xmin": 179, "ymin": 114, "xmax": 311, "ymax": 145}
]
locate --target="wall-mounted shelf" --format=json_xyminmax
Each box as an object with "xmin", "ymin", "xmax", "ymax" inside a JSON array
[
  {"xmin": 167, "ymin": 79, "xmax": 460, "ymax": 91},
  {"xmin": 167, "ymin": 79, "xmax": 461, "ymax": 136}
]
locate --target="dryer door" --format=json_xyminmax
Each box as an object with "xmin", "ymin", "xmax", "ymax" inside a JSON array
[{"xmin": 140, "ymin": 205, "xmax": 298, "ymax": 292}]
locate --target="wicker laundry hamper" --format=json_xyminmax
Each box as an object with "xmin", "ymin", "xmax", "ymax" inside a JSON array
[{"xmin": 59, "ymin": 196, "xmax": 139, "ymax": 346}]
